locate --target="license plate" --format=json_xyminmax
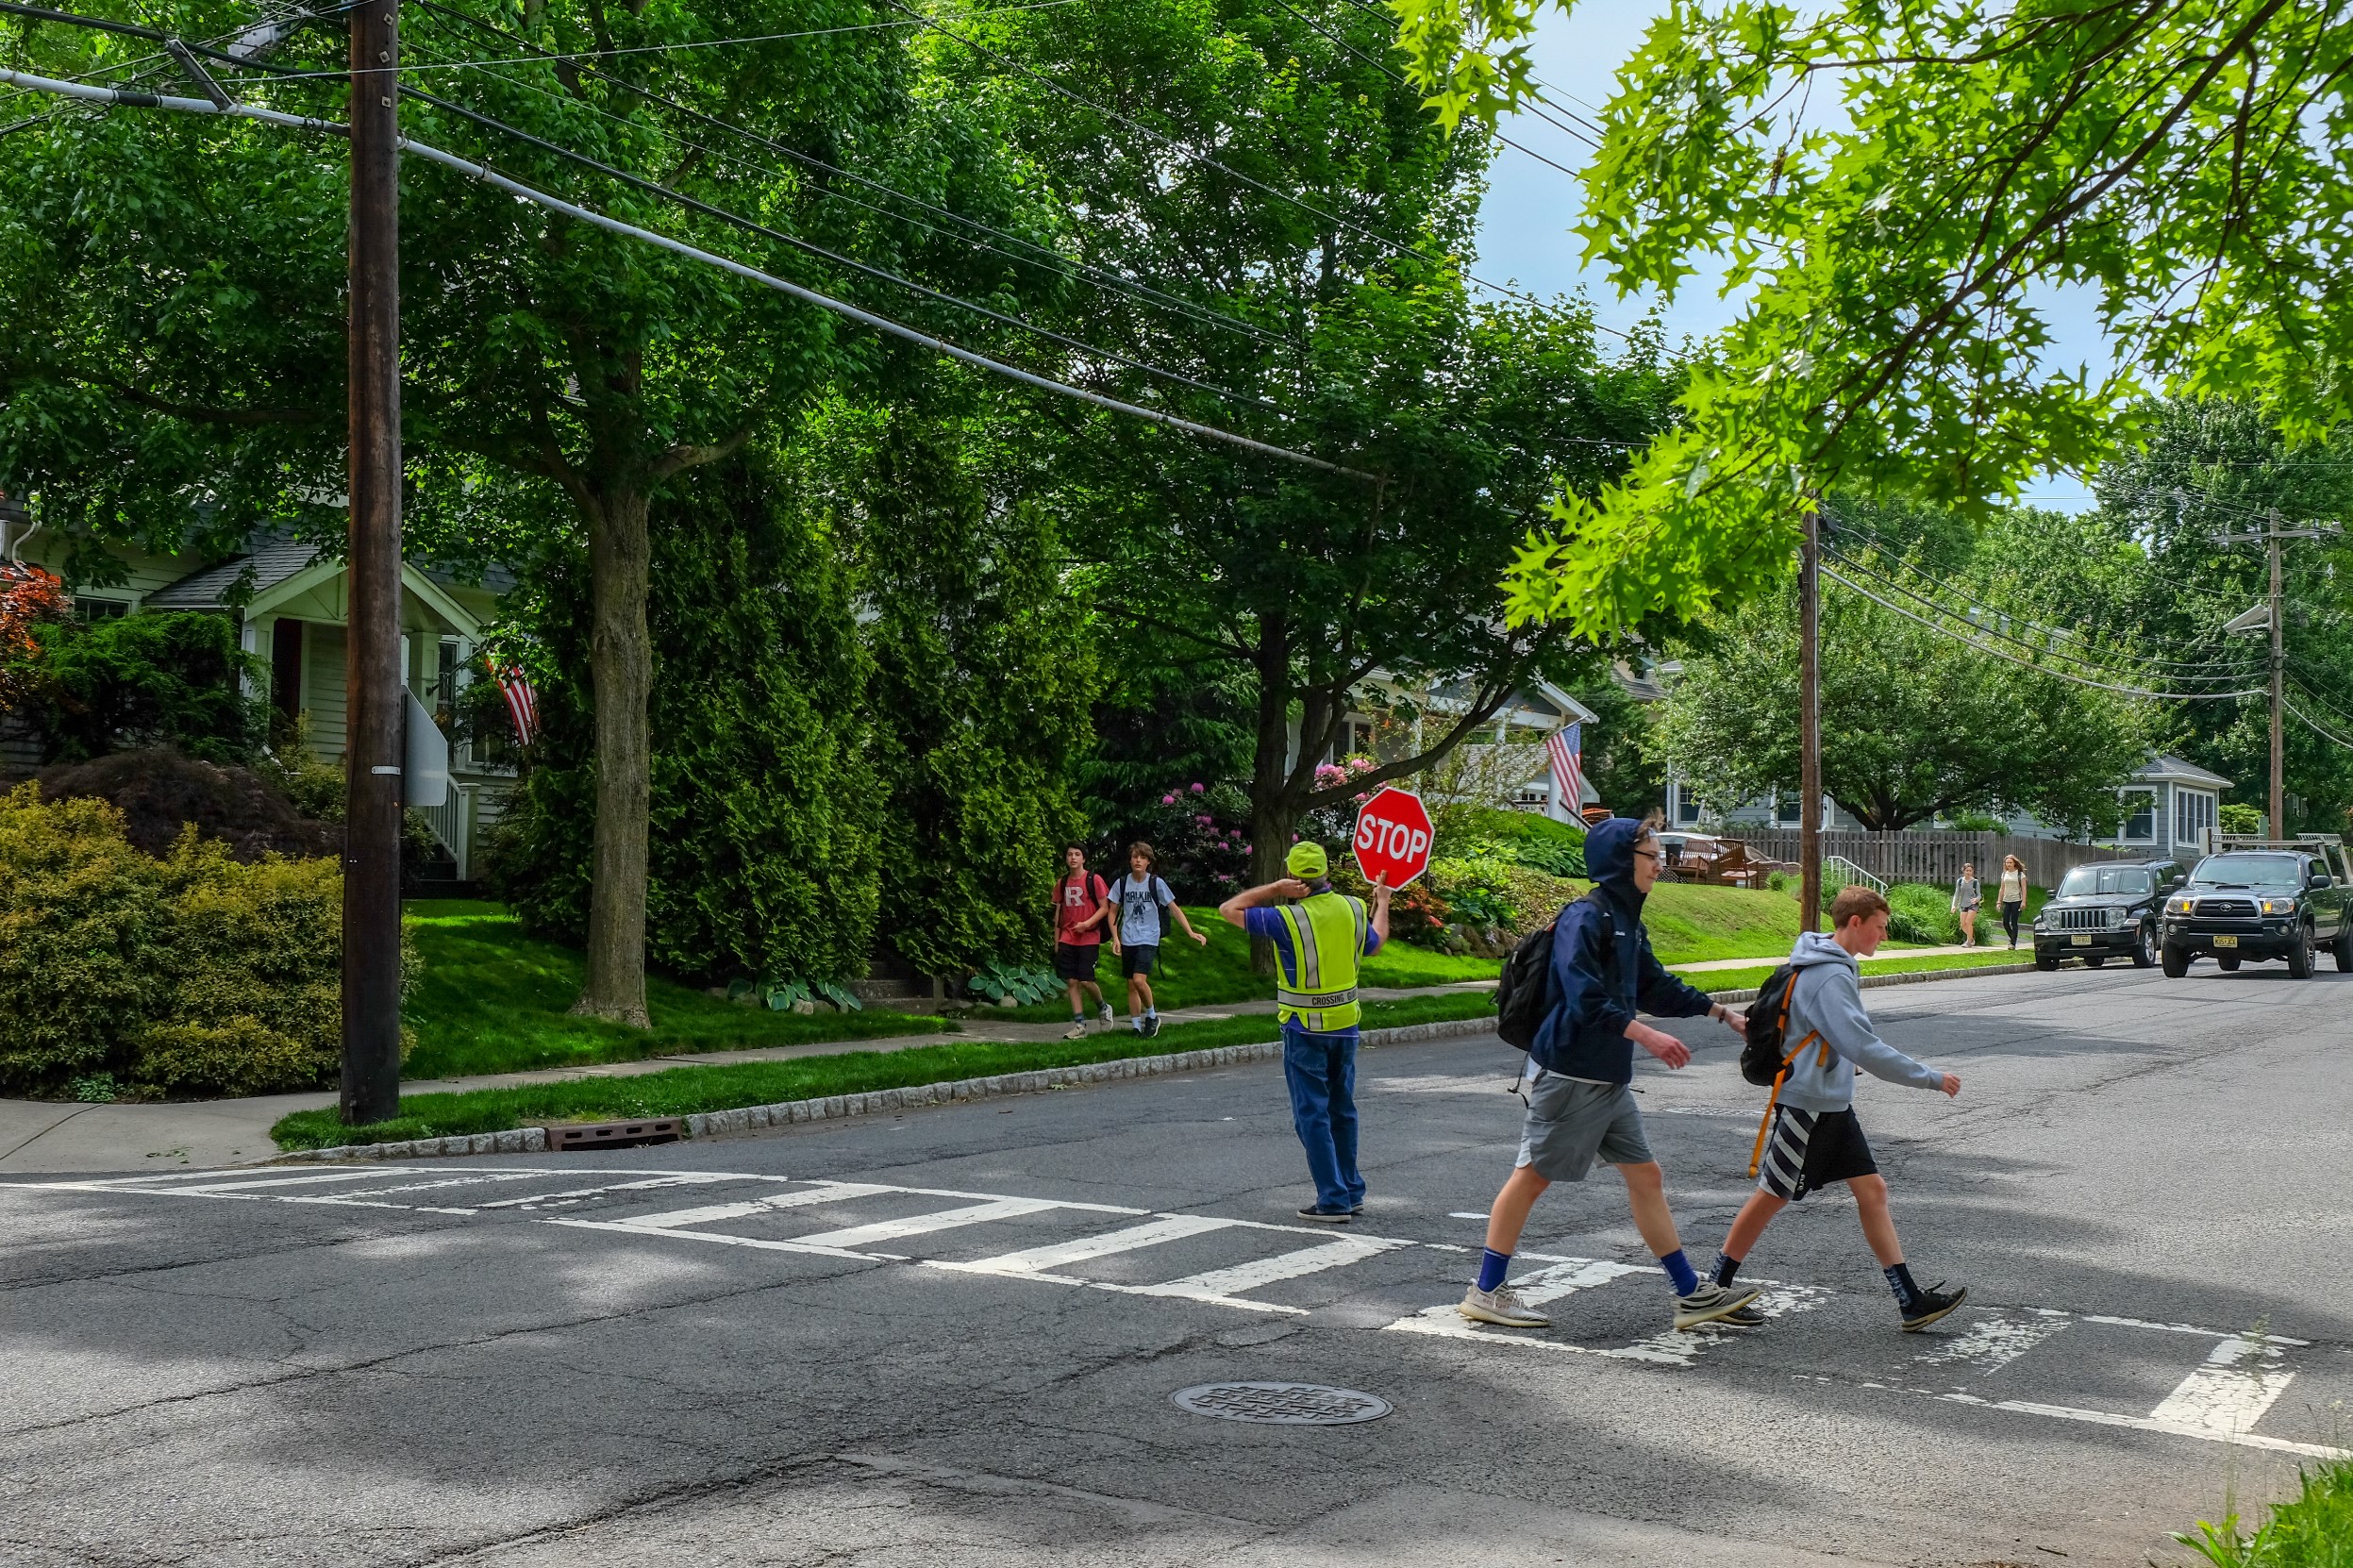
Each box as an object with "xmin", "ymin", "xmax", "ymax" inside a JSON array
[
  {"xmin": 2214, "ymin": 934, "xmax": 2238, "ymax": 948},
  {"xmin": 2070, "ymin": 934, "xmax": 2092, "ymax": 946}
]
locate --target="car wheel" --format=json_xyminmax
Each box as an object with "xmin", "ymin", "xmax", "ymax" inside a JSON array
[
  {"xmin": 2033, "ymin": 951, "xmax": 2060, "ymax": 972},
  {"xmin": 2161, "ymin": 945, "xmax": 2189, "ymax": 978},
  {"xmin": 2218, "ymin": 955, "xmax": 2242, "ymax": 971},
  {"xmin": 2288, "ymin": 922, "xmax": 2314, "ymax": 978},
  {"xmin": 2132, "ymin": 924, "xmax": 2158, "ymax": 967}
]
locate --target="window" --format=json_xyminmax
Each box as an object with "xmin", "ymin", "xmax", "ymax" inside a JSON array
[
  {"xmin": 1674, "ymin": 783, "xmax": 1701, "ymax": 825},
  {"xmin": 2120, "ymin": 790, "xmax": 2155, "ymax": 842},
  {"xmin": 2058, "ymin": 866, "xmax": 2155, "ymax": 898},
  {"xmin": 75, "ymin": 597, "xmax": 128, "ymax": 622},
  {"xmin": 1776, "ymin": 792, "xmax": 1803, "ymax": 826}
]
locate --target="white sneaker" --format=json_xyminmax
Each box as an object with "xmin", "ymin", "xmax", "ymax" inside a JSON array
[
  {"xmin": 1459, "ymin": 1283, "xmax": 1550, "ymax": 1328},
  {"xmin": 1674, "ymin": 1281, "xmax": 1763, "ymax": 1331},
  {"xmin": 1098, "ymin": 1003, "xmax": 1115, "ymax": 1026},
  {"xmin": 1062, "ymin": 1022, "xmax": 1087, "ymax": 1040}
]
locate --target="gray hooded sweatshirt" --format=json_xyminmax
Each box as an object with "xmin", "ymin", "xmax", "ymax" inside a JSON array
[{"xmin": 1779, "ymin": 931, "xmax": 1945, "ymax": 1111}]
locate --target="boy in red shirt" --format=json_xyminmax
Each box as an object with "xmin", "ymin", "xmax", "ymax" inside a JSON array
[{"xmin": 1053, "ymin": 845, "xmax": 1116, "ymax": 1039}]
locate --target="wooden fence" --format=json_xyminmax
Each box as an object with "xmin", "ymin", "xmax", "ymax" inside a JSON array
[{"xmin": 1727, "ymin": 829, "xmax": 2141, "ymax": 891}]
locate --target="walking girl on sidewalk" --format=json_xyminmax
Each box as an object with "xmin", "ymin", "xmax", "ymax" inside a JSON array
[
  {"xmin": 1950, "ymin": 862, "xmax": 1980, "ymax": 946},
  {"xmin": 1995, "ymin": 855, "xmax": 2028, "ymax": 948}
]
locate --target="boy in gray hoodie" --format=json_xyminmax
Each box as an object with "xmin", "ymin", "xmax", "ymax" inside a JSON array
[{"xmin": 1710, "ymin": 885, "xmax": 1968, "ymax": 1331}]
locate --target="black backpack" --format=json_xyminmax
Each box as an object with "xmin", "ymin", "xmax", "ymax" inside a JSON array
[
  {"xmin": 1740, "ymin": 962, "xmax": 1807, "ymax": 1085},
  {"xmin": 1495, "ymin": 894, "xmax": 1621, "ymax": 1051}
]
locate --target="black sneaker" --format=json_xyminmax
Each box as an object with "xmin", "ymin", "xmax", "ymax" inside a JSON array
[
  {"xmin": 1143, "ymin": 1015, "xmax": 1160, "ymax": 1038},
  {"xmin": 1295, "ymin": 1205, "xmax": 1353, "ymax": 1224},
  {"xmin": 1901, "ymin": 1282, "xmax": 1967, "ymax": 1332},
  {"xmin": 1713, "ymin": 1299, "xmax": 1769, "ymax": 1328}
]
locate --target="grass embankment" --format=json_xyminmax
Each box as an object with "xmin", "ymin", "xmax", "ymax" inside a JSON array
[
  {"xmin": 2178, "ymin": 1461, "xmax": 2352, "ymax": 1567},
  {"xmin": 990, "ymin": 906, "xmax": 1501, "ymax": 1022},
  {"xmin": 1676, "ymin": 946, "xmax": 2031, "ymax": 996},
  {"xmin": 272, "ymin": 991, "xmax": 1496, "ymax": 1150},
  {"xmin": 399, "ymin": 901, "xmax": 946, "ymax": 1080}
]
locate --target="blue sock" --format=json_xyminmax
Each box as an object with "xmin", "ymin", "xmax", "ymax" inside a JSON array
[
  {"xmin": 1660, "ymin": 1248, "xmax": 1700, "ymax": 1296},
  {"xmin": 1476, "ymin": 1248, "xmax": 1510, "ymax": 1293},
  {"xmin": 1884, "ymin": 1262, "xmax": 1920, "ymax": 1309}
]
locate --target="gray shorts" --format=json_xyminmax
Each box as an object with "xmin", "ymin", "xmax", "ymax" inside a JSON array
[{"xmin": 1515, "ymin": 1074, "xmax": 1654, "ymax": 1182}]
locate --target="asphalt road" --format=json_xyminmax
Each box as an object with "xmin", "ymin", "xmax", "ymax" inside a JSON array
[{"xmin": 5, "ymin": 963, "xmax": 2350, "ymax": 1568}]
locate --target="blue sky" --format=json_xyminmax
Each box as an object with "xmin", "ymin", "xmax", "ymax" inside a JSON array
[{"xmin": 1471, "ymin": 7, "xmax": 2110, "ymax": 510}]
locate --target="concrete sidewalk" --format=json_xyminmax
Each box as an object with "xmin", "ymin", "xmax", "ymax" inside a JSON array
[{"xmin": 0, "ymin": 981, "xmax": 1505, "ymax": 1175}]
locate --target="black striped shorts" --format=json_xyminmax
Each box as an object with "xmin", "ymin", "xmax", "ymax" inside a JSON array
[{"xmin": 1757, "ymin": 1107, "xmax": 1877, "ymax": 1201}]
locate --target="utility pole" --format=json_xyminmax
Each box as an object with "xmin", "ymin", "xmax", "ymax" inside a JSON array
[
  {"xmin": 1798, "ymin": 497, "xmax": 1822, "ymax": 932},
  {"xmin": 2216, "ymin": 509, "xmax": 2343, "ymax": 842},
  {"xmin": 341, "ymin": 0, "xmax": 403, "ymax": 1126}
]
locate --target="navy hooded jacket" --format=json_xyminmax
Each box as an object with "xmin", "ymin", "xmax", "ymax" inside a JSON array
[{"xmin": 1527, "ymin": 816, "xmax": 1716, "ymax": 1083}]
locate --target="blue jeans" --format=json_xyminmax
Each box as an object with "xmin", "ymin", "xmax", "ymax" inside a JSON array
[{"xmin": 1282, "ymin": 1026, "xmax": 1364, "ymax": 1212}]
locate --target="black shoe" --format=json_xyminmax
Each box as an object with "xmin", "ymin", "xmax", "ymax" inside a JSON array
[
  {"xmin": 1901, "ymin": 1282, "xmax": 1967, "ymax": 1332},
  {"xmin": 1143, "ymin": 1015, "xmax": 1160, "ymax": 1038},
  {"xmin": 1296, "ymin": 1205, "xmax": 1353, "ymax": 1224}
]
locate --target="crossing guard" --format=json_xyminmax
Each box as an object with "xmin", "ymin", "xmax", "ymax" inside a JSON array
[{"xmin": 1218, "ymin": 842, "xmax": 1394, "ymax": 1221}]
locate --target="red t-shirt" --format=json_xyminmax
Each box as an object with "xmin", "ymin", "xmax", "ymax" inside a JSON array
[{"xmin": 1057, "ymin": 873, "xmax": 1110, "ymax": 946}]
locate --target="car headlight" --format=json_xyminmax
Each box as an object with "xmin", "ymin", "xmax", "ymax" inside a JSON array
[
  {"xmin": 2166, "ymin": 896, "xmax": 2193, "ymax": 914},
  {"xmin": 2261, "ymin": 898, "xmax": 2295, "ymax": 915},
  {"xmin": 2111, "ymin": 907, "xmax": 2135, "ymax": 926}
]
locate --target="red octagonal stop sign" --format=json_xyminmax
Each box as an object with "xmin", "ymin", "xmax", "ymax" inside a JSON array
[{"xmin": 1351, "ymin": 786, "xmax": 1433, "ymax": 889}]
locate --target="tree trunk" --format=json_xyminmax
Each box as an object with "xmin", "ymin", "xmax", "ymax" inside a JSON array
[
  {"xmin": 572, "ymin": 486, "xmax": 654, "ymax": 1027},
  {"xmin": 1244, "ymin": 614, "xmax": 1293, "ymax": 976}
]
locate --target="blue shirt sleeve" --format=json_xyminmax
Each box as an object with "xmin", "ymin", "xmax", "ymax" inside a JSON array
[{"xmin": 1243, "ymin": 906, "xmax": 1283, "ymax": 939}]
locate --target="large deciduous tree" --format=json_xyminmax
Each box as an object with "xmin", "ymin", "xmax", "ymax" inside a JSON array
[
  {"xmin": 0, "ymin": 0, "xmax": 1064, "ymax": 1024},
  {"xmin": 1393, "ymin": 0, "xmax": 2353, "ymax": 638}
]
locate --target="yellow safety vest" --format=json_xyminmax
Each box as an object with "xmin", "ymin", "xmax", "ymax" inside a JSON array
[{"xmin": 1272, "ymin": 890, "xmax": 1369, "ymax": 1031}]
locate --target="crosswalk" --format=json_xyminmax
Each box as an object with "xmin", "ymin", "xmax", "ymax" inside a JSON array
[{"xmin": 8, "ymin": 1162, "xmax": 2345, "ymax": 1460}]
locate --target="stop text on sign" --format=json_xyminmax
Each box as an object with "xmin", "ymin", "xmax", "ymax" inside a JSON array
[{"xmin": 1350, "ymin": 786, "xmax": 1433, "ymax": 889}]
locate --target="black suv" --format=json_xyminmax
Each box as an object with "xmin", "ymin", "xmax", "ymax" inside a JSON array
[
  {"xmin": 2161, "ymin": 842, "xmax": 2353, "ymax": 977},
  {"xmin": 2032, "ymin": 859, "xmax": 2182, "ymax": 971}
]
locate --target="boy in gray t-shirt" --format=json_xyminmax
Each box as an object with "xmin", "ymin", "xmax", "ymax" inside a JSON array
[{"xmin": 1111, "ymin": 842, "xmax": 1207, "ymax": 1037}]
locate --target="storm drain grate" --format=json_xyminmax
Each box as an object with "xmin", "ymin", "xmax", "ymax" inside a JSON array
[
  {"xmin": 545, "ymin": 1118, "xmax": 682, "ymax": 1152},
  {"xmin": 1170, "ymin": 1382, "xmax": 1393, "ymax": 1426}
]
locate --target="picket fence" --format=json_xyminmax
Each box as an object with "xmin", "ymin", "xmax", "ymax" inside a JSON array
[{"xmin": 1728, "ymin": 829, "xmax": 2142, "ymax": 891}]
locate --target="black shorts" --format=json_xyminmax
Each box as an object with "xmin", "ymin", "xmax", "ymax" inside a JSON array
[
  {"xmin": 1053, "ymin": 942, "xmax": 1102, "ymax": 981},
  {"xmin": 1121, "ymin": 943, "xmax": 1160, "ymax": 976},
  {"xmin": 1757, "ymin": 1107, "xmax": 1877, "ymax": 1201}
]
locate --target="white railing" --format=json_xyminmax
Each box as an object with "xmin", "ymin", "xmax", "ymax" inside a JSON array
[
  {"xmin": 416, "ymin": 781, "xmax": 476, "ymax": 878},
  {"xmin": 1821, "ymin": 855, "xmax": 1888, "ymax": 893}
]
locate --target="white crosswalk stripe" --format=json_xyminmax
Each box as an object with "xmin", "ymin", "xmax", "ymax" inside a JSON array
[{"xmin": 6, "ymin": 1162, "xmax": 2344, "ymax": 1460}]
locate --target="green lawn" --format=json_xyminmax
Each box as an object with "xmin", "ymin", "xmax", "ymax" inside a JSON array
[
  {"xmin": 273, "ymin": 991, "xmax": 1498, "ymax": 1150},
  {"xmin": 1675, "ymin": 946, "xmax": 2031, "ymax": 996},
  {"xmin": 399, "ymin": 900, "xmax": 947, "ymax": 1080},
  {"xmin": 989, "ymin": 905, "xmax": 1501, "ymax": 1022},
  {"xmin": 2178, "ymin": 1460, "xmax": 2352, "ymax": 1567}
]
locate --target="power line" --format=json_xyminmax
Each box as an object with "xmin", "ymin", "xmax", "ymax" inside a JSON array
[
  {"xmin": 398, "ymin": 82, "xmax": 1289, "ymax": 413},
  {"xmin": 402, "ymin": 0, "xmax": 1293, "ymax": 354},
  {"xmin": 0, "ymin": 60, "xmax": 1375, "ymax": 482},
  {"xmin": 1818, "ymin": 562, "xmax": 2264, "ymax": 701},
  {"xmin": 884, "ymin": 0, "xmax": 1655, "ymax": 351}
]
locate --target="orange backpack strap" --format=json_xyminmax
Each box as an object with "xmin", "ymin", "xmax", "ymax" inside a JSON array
[{"xmin": 1747, "ymin": 1030, "xmax": 1823, "ymax": 1178}]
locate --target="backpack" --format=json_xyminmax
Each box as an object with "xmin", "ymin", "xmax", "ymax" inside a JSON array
[
  {"xmin": 1494, "ymin": 893, "xmax": 1621, "ymax": 1052},
  {"xmin": 1128, "ymin": 873, "xmax": 1171, "ymax": 941},
  {"xmin": 1740, "ymin": 959, "xmax": 1830, "ymax": 1176}
]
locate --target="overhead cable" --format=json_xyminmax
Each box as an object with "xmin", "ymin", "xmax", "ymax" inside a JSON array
[{"xmin": 0, "ymin": 61, "xmax": 1374, "ymax": 482}]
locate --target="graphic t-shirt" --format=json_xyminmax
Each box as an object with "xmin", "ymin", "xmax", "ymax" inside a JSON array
[
  {"xmin": 1057, "ymin": 873, "xmax": 1110, "ymax": 946},
  {"xmin": 1117, "ymin": 873, "xmax": 1175, "ymax": 947}
]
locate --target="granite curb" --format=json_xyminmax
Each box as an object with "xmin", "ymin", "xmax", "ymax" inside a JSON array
[{"xmin": 264, "ymin": 959, "xmax": 2036, "ymax": 1165}]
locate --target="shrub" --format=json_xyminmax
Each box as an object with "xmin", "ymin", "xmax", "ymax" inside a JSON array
[
  {"xmin": 14, "ymin": 610, "xmax": 265, "ymax": 763},
  {"xmin": 34, "ymin": 747, "xmax": 340, "ymax": 859},
  {"xmin": 2218, "ymin": 802, "xmax": 2264, "ymax": 835},
  {"xmin": 1101, "ymin": 781, "xmax": 1252, "ymax": 898},
  {"xmin": 1818, "ymin": 879, "xmax": 1957, "ymax": 943},
  {"xmin": 0, "ymin": 785, "xmax": 400, "ymax": 1098}
]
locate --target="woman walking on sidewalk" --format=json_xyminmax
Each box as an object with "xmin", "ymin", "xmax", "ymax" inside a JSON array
[
  {"xmin": 1950, "ymin": 862, "xmax": 1980, "ymax": 946},
  {"xmin": 1995, "ymin": 855, "xmax": 2028, "ymax": 949}
]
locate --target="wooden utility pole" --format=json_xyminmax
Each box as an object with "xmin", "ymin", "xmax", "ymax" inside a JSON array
[
  {"xmin": 2269, "ymin": 517, "xmax": 2285, "ymax": 837},
  {"xmin": 341, "ymin": 0, "xmax": 403, "ymax": 1126},
  {"xmin": 1798, "ymin": 499, "xmax": 1822, "ymax": 932}
]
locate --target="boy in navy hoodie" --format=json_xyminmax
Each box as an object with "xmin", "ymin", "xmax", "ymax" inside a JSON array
[
  {"xmin": 1460, "ymin": 817, "xmax": 1762, "ymax": 1333},
  {"xmin": 1710, "ymin": 884, "xmax": 1967, "ymax": 1331}
]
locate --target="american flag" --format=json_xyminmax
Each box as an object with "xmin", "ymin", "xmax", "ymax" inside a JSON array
[
  {"xmin": 1546, "ymin": 722, "xmax": 1586, "ymax": 816},
  {"xmin": 494, "ymin": 665, "xmax": 539, "ymax": 746}
]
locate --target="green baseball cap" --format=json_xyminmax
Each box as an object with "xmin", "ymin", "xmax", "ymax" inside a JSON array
[{"xmin": 1286, "ymin": 842, "xmax": 1328, "ymax": 878}]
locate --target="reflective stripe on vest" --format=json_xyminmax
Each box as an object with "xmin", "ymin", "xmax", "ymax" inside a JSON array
[{"xmin": 1274, "ymin": 891, "xmax": 1367, "ymax": 1032}]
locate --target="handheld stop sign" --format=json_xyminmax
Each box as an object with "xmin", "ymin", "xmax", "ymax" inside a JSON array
[{"xmin": 1351, "ymin": 786, "xmax": 1433, "ymax": 889}]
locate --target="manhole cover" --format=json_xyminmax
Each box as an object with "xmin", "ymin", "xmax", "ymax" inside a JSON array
[{"xmin": 1170, "ymin": 1382, "xmax": 1393, "ymax": 1426}]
